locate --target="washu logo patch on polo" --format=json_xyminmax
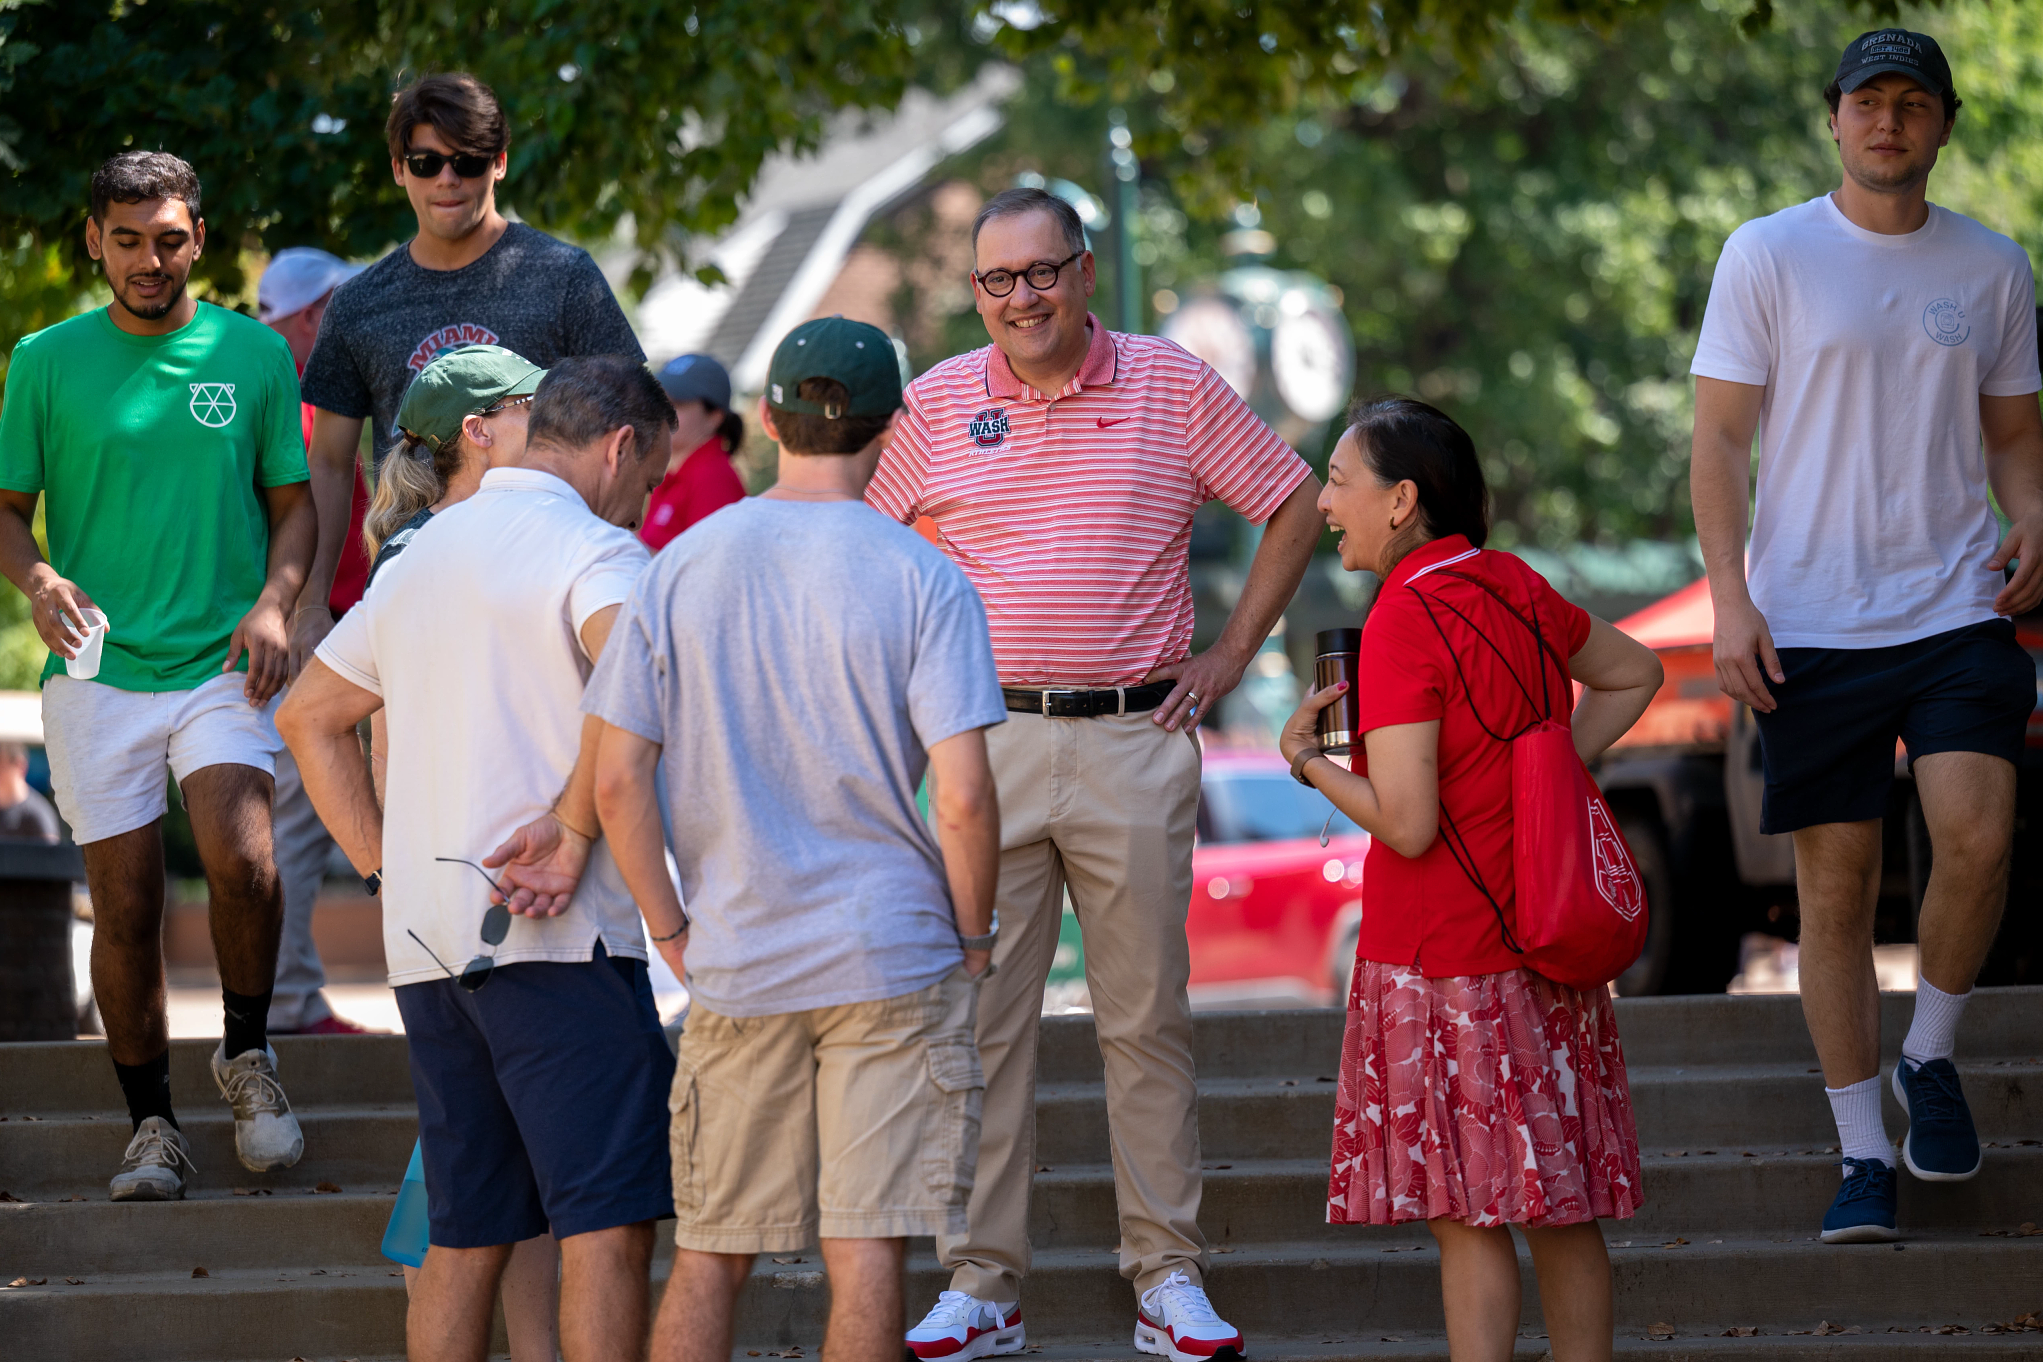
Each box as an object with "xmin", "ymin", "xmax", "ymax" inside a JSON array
[
  {"xmin": 189, "ymin": 383, "xmax": 237, "ymax": 428},
  {"xmin": 1923, "ymin": 299, "xmax": 1969, "ymax": 347},
  {"xmin": 968, "ymin": 407, "xmax": 1010, "ymax": 447}
]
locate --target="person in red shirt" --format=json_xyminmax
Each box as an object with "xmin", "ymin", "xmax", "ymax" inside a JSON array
[
  {"xmin": 257, "ymin": 248, "xmax": 376, "ymax": 1036},
  {"xmin": 642, "ymin": 352, "xmax": 745, "ymax": 550},
  {"xmin": 1279, "ymin": 397, "xmax": 1662, "ymax": 1361}
]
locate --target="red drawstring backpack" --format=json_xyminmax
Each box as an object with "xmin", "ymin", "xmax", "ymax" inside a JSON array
[{"xmin": 1407, "ymin": 564, "xmax": 1648, "ymax": 991}]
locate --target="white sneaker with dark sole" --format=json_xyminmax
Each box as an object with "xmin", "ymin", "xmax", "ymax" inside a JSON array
[
  {"xmin": 907, "ymin": 1291, "xmax": 1026, "ymax": 1361},
  {"xmin": 1134, "ymin": 1271, "xmax": 1246, "ymax": 1362},
  {"xmin": 108, "ymin": 1116, "xmax": 195, "ymax": 1201},
  {"xmin": 211, "ymin": 1042, "xmax": 304, "ymax": 1172}
]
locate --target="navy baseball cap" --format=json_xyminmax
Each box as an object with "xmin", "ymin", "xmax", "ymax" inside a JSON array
[
  {"xmin": 657, "ymin": 353, "xmax": 732, "ymax": 410},
  {"xmin": 1835, "ymin": 29, "xmax": 1952, "ymax": 97}
]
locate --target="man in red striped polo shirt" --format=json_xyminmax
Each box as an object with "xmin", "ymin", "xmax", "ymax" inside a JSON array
[{"xmin": 872, "ymin": 187, "xmax": 1322, "ymax": 1362}]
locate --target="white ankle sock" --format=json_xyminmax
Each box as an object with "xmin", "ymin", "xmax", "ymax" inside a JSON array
[
  {"xmin": 1825, "ymin": 1076, "xmax": 1893, "ymax": 1168},
  {"xmin": 1901, "ymin": 978, "xmax": 1969, "ymax": 1066}
]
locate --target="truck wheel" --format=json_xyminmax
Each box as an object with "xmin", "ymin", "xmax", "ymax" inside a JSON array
[{"xmin": 1612, "ymin": 810, "xmax": 1676, "ymax": 996}]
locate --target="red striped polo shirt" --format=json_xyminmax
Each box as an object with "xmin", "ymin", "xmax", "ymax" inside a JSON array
[{"xmin": 867, "ymin": 317, "xmax": 1310, "ymax": 685}]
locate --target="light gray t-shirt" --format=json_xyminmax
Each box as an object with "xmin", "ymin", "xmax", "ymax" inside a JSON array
[{"xmin": 582, "ymin": 496, "xmax": 1006, "ymax": 1017}]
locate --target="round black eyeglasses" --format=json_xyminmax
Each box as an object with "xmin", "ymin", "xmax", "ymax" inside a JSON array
[{"xmin": 974, "ymin": 251, "xmax": 1082, "ymax": 298}]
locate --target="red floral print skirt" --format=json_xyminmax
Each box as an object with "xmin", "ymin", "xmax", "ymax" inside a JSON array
[{"xmin": 1326, "ymin": 960, "xmax": 1643, "ymax": 1228}]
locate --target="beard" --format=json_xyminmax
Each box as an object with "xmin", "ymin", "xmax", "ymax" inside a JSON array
[
  {"xmin": 1842, "ymin": 146, "xmax": 1934, "ymax": 195},
  {"xmin": 114, "ymin": 272, "xmax": 187, "ymax": 321}
]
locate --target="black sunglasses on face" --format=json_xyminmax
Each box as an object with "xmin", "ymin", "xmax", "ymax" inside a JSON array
[
  {"xmin": 406, "ymin": 858, "xmax": 514, "ymax": 992},
  {"xmin": 974, "ymin": 251, "xmax": 1082, "ymax": 298},
  {"xmin": 403, "ymin": 149, "xmax": 495, "ymax": 180}
]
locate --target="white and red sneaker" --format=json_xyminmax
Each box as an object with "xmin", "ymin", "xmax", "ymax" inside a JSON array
[
  {"xmin": 1134, "ymin": 1271, "xmax": 1245, "ymax": 1362},
  {"xmin": 906, "ymin": 1291, "xmax": 1026, "ymax": 1361}
]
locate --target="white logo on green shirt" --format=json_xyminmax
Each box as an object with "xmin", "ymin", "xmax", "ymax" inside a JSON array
[{"xmin": 189, "ymin": 383, "xmax": 237, "ymax": 427}]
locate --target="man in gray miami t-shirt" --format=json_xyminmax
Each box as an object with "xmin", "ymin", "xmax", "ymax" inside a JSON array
[
  {"xmin": 292, "ymin": 73, "xmax": 641, "ymax": 670},
  {"xmin": 585, "ymin": 317, "xmax": 1003, "ymax": 1362}
]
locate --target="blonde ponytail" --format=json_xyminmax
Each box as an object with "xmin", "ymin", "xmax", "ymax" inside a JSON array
[{"xmin": 363, "ymin": 433, "xmax": 463, "ymax": 559}]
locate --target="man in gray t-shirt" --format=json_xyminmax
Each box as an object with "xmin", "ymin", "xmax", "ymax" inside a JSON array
[{"xmin": 584, "ymin": 317, "xmax": 1002, "ymax": 1362}]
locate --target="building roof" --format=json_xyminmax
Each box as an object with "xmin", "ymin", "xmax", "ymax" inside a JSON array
[{"xmin": 629, "ymin": 67, "xmax": 1019, "ymax": 393}]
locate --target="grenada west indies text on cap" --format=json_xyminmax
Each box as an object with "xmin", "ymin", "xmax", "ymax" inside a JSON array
[
  {"xmin": 767, "ymin": 317, "xmax": 903, "ymax": 418},
  {"xmin": 1835, "ymin": 29, "xmax": 1952, "ymax": 96},
  {"xmin": 397, "ymin": 344, "xmax": 547, "ymax": 453}
]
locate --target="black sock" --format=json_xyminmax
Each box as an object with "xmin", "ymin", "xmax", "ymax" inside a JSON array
[
  {"xmin": 113, "ymin": 1053, "xmax": 177, "ymax": 1133},
  {"xmin": 221, "ymin": 986, "xmax": 273, "ymax": 1060}
]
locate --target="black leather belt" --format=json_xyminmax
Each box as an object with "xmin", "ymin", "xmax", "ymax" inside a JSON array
[{"xmin": 1002, "ymin": 682, "xmax": 1174, "ymax": 718}]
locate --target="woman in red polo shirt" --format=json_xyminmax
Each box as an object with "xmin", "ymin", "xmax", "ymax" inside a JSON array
[
  {"xmin": 1280, "ymin": 397, "xmax": 1663, "ymax": 1361},
  {"xmin": 642, "ymin": 352, "xmax": 746, "ymax": 550}
]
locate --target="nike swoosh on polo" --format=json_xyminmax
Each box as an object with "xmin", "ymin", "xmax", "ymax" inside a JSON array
[{"xmin": 1097, "ymin": 416, "xmax": 1129, "ymax": 427}]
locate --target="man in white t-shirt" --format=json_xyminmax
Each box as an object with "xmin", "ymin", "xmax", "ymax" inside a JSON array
[
  {"xmin": 1691, "ymin": 29, "xmax": 2043, "ymax": 1246},
  {"xmin": 277, "ymin": 355, "xmax": 679, "ymax": 1359},
  {"xmin": 583, "ymin": 318, "xmax": 1005, "ymax": 1362}
]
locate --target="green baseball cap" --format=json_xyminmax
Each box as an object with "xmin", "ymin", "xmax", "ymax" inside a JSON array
[
  {"xmin": 766, "ymin": 317, "xmax": 903, "ymax": 418},
  {"xmin": 397, "ymin": 344, "xmax": 547, "ymax": 452}
]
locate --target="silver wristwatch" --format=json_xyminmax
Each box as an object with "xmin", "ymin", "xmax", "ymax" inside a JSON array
[{"xmin": 958, "ymin": 909, "xmax": 1000, "ymax": 952}]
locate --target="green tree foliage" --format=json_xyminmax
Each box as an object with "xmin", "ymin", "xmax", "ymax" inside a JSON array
[
  {"xmin": 0, "ymin": 0, "xmax": 943, "ymax": 358},
  {"xmin": 985, "ymin": 0, "xmax": 1946, "ymax": 209},
  {"xmin": 889, "ymin": 0, "xmax": 2040, "ymax": 547}
]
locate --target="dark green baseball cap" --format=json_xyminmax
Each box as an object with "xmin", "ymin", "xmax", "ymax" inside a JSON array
[
  {"xmin": 766, "ymin": 317, "xmax": 902, "ymax": 418},
  {"xmin": 397, "ymin": 344, "xmax": 547, "ymax": 452}
]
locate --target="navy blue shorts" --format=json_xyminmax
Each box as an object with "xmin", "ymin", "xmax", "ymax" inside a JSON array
[
  {"xmin": 1753, "ymin": 619, "xmax": 2033, "ymax": 835},
  {"xmin": 394, "ymin": 941, "xmax": 676, "ymax": 1248}
]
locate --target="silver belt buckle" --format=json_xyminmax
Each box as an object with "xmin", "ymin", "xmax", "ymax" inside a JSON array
[{"xmin": 1115, "ymin": 686, "xmax": 1127, "ymax": 716}]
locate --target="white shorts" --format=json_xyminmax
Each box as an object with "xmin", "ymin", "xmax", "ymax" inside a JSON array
[{"xmin": 42, "ymin": 672, "xmax": 282, "ymax": 845}]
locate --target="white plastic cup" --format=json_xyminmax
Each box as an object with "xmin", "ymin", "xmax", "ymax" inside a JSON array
[{"xmin": 64, "ymin": 609, "xmax": 108, "ymax": 680}]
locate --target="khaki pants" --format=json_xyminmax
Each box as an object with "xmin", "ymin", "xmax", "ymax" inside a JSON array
[
  {"xmin": 938, "ymin": 709, "xmax": 1206, "ymax": 1300},
  {"xmin": 669, "ymin": 967, "xmax": 983, "ymax": 1253}
]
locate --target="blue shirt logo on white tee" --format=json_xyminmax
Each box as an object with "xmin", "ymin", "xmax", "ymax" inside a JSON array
[{"xmin": 1922, "ymin": 298, "xmax": 1970, "ymax": 347}]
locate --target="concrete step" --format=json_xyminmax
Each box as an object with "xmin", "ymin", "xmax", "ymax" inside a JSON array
[
  {"xmin": 183, "ymin": 1341, "xmax": 2043, "ymax": 1362},
  {"xmin": 4, "ymin": 989, "xmax": 2032, "ymax": 1116},
  {"xmin": 0, "ymin": 1035, "xmax": 413, "ymax": 1114},
  {"xmin": 10, "ymin": 1145, "xmax": 2039, "ymax": 1280},
  {"xmin": 1030, "ymin": 1060, "xmax": 2043, "ymax": 1166},
  {"xmin": 0, "ymin": 1107, "xmax": 417, "ymax": 1197},
  {"xmin": 9, "ymin": 1058, "xmax": 2036, "ymax": 1203},
  {"xmin": 1605, "ymin": 987, "xmax": 2043, "ymax": 1069},
  {"xmin": 8, "ymin": 1233, "xmax": 2039, "ymax": 1360},
  {"xmin": 1623, "ymin": 1059, "xmax": 2043, "ymax": 1147}
]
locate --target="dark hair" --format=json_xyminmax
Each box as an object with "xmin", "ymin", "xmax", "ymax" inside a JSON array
[
  {"xmin": 715, "ymin": 407, "xmax": 745, "ymax": 456},
  {"xmin": 386, "ymin": 73, "xmax": 509, "ymax": 161},
  {"xmin": 90, "ymin": 151, "xmax": 201, "ymax": 225},
  {"xmin": 1824, "ymin": 77, "xmax": 1961, "ymax": 124},
  {"xmin": 772, "ymin": 377, "xmax": 893, "ymax": 455},
  {"xmin": 527, "ymin": 357, "xmax": 678, "ymax": 466},
  {"xmin": 972, "ymin": 186, "xmax": 1086, "ymax": 256},
  {"xmin": 1346, "ymin": 396, "xmax": 1490, "ymax": 550}
]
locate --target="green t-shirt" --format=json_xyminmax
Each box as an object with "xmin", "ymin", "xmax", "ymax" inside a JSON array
[{"xmin": 0, "ymin": 303, "xmax": 308, "ymax": 691}]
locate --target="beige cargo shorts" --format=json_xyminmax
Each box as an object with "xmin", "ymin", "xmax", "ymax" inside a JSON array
[{"xmin": 668, "ymin": 965, "xmax": 983, "ymax": 1253}]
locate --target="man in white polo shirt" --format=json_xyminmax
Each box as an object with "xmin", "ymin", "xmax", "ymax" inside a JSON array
[
  {"xmin": 872, "ymin": 187, "xmax": 1323, "ymax": 1362},
  {"xmin": 1692, "ymin": 30, "xmax": 2043, "ymax": 1245},
  {"xmin": 278, "ymin": 355, "xmax": 678, "ymax": 1360}
]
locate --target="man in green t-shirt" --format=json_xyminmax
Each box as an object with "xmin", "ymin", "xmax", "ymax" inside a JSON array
[{"xmin": 0, "ymin": 152, "xmax": 318, "ymax": 1202}]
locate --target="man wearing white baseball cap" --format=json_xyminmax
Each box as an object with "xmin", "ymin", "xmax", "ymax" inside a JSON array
[{"xmin": 259, "ymin": 247, "xmax": 379, "ymax": 1037}]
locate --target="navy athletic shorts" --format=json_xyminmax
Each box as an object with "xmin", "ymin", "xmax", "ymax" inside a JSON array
[
  {"xmin": 395, "ymin": 941, "xmax": 676, "ymax": 1248},
  {"xmin": 1752, "ymin": 618, "xmax": 2034, "ymax": 835}
]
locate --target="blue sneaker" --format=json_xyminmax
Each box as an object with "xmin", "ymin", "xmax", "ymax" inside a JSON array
[
  {"xmin": 1820, "ymin": 1157, "xmax": 1900, "ymax": 1243},
  {"xmin": 1893, "ymin": 1056, "xmax": 1983, "ymax": 1181}
]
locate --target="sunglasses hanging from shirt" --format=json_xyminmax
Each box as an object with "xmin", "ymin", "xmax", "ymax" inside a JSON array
[
  {"xmin": 402, "ymin": 149, "xmax": 496, "ymax": 180},
  {"xmin": 406, "ymin": 857, "xmax": 514, "ymax": 992}
]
